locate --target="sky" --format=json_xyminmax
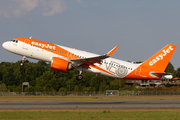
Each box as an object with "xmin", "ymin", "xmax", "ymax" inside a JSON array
[{"xmin": 0, "ymin": 0, "xmax": 180, "ymax": 69}]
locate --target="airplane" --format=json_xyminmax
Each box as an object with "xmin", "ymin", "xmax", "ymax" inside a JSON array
[{"xmin": 2, "ymin": 37, "xmax": 177, "ymax": 80}]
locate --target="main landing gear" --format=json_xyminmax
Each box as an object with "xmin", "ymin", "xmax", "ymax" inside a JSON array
[
  {"xmin": 20, "ymin": 56, "xmax": 26, "ymax": 66},
  {"xmin": 76, "ymin": 71, "xmax": 83, "ymax": 80}
]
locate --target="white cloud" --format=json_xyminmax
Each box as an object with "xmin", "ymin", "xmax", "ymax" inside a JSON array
[
  {"xmin": 40, "ymin": 0, "xmax": 66, "ymax": 16},
  {"xmin": 76, "ymin": 0, "xmax": 82, "ymax": 4},
  {"xmin": 93, "ymin": 2, "xmax": 98, "ymax": 6},
  {"xmin": 0, "ymin": 0, "xmax": 66, "ymax": 18},
  {"xmin": 136, "ymin": 5, "xmax": 143, "ymax": 8},
  {"xmin": 76, "ymin": 0, "xmax": 87, "ymax": 8}
]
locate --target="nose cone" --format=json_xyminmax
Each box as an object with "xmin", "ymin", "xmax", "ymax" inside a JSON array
[
  {"xmin": 2, "ymin": 42, "xmax": 8, "ymax": 50},
  {"xmin": 2, "ymin": 42, "xmax": 6, "ymax": 49}
]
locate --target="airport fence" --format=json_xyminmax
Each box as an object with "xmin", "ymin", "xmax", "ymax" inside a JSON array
[{"xmin": 1, "ymin": 91, "xmax": 180, "ymax": 96}]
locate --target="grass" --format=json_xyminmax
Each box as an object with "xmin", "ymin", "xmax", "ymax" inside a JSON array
[
  {"xmin": 0, "ymin": 109, "xmax": 180, "ymax": 120},
  {"xmin": 0, "ymin": 96, "xmax": 180, "ymax": 119},
  {"xmin": 1, "ymin": 95, "xmax": 180, "ymax": 102}
]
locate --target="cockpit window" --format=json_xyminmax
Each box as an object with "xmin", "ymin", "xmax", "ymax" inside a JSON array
[{"xmin": 10, "ymin": 40, "xmax": 18, "ymax": 43}]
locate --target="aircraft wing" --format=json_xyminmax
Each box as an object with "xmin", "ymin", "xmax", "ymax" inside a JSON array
[{"xmin": 71, "ymin": 46, "xmax": 119, "ymax": 69}]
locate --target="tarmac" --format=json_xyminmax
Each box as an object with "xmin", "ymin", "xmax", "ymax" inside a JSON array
[{"xmin": 0, "ymin": 100, "xmax": 180, "ymax": 109}]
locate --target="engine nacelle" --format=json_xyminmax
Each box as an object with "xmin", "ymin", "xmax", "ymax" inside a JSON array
[{"xmin": 51, "ymin": 57, "xmax": 72, "ymax": 73}]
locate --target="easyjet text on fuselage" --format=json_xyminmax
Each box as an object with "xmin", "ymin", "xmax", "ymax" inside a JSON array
[{"xmin": 31, "ymin": 41, "xmax": 56, "ymax": 50}]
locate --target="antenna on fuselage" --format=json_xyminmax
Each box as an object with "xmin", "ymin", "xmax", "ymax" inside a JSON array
[{"xmin": 29, "ymin": 36, "xmax": 32, "ymax": 39}]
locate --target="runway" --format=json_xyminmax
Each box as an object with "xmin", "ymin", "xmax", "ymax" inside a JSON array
[{"xmin": 0, "ymin": 100, "xmax": 180, "ymax": 109}]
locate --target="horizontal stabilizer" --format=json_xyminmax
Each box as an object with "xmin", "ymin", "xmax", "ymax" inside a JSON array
[
  {"xmin": 151, "ymin": 72, "xmax": 173, "ymax": 76},
  {"xmin": 150, "ymin": 72, "xmax": 173, "ymax": 79}
]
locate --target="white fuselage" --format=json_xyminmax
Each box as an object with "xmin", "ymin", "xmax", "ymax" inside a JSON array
[{"xmin": 2, "ymin": 40, "xmax": 139, "ymax": 78}]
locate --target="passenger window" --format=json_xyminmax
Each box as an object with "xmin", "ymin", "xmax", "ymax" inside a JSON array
[{"xmin": 16, "ymin": 40, "xmax": 18, "ymax": 43}]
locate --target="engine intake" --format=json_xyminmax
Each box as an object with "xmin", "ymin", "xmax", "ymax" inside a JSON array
[{"xmin": 51, "ymin": 57, "xmax": 72, "ymax": 73}]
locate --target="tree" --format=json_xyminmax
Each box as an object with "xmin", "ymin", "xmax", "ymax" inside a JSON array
[
  {"xmin": 176, "ymin": 67, "xmax": 180, "ymax": 78},
  {"xmin": 0, "ymin": 83, "xmax": 7, "ymax": 92},
  {"xmin": 109, "ymin": 79, "xmax": 120, "ymax": 90},
  {"xmin": 165, "ymin": 62, "xmax": 176, "ymax": 77}
]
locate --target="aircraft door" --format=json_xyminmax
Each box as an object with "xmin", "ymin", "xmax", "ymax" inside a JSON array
[
  {"xmin": 23, "ymin": 39, "xmax": 30, "ymax": 50},
  {"xmin": 135, "ymin": 66, "xmax": 141, "ymax": 76}
]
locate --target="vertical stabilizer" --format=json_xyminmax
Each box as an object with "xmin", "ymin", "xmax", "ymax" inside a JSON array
[{"xmin": 141, "ymin": 44, "xmax": 177, "ymax": 72}]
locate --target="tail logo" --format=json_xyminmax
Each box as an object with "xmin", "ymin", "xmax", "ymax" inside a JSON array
[{"xmin": 149, "ymin": 46, "xmax": 174, "ymax": 66}]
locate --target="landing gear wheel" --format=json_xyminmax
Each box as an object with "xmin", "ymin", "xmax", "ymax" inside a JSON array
[{"xmin": 76, "ymin": 75, "xmax": 83, "ymax": 80}]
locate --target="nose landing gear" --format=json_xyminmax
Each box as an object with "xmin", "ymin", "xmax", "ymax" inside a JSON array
[{"xmin": 20, "ymin": 56, "xmax": 26, "ymax": 66}]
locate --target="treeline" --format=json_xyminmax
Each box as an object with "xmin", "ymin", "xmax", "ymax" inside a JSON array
[
  {"xmin": 0, "ymin": 61, "xmax": 127, "ymax": 92},
  {"xmin": 0, "ymin": 61, "xmax": 179, "ymax": 92}
]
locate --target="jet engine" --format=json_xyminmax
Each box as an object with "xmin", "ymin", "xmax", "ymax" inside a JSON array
[{"xmin": 51, "ymin": 57, "xmax": 72, "ymax": 73}]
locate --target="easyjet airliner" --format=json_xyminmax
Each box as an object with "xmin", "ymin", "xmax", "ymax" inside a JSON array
[{"xmin": 2, "ymin": 38, "xmax": 177, "ymax": 80}]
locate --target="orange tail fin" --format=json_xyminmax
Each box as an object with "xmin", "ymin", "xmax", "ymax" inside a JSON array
[{"xmin": 141, "ymin": 44, "xmax": 177, "ymax": 72}]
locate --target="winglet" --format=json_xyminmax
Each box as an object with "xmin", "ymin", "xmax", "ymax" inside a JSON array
[{"xmin": 107, "ymin": 45, "xmax": 119, "ymax": 56}]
